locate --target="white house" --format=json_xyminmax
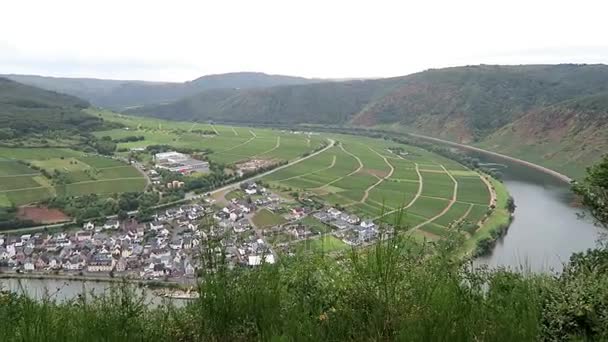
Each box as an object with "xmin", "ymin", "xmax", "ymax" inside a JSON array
[
  {"xmin": 149, "ymin": 221, "xmax": 164, "ymax": 231},
  {"xmin": 248, "ymin": 254, "xmax": 276, "ymax": 266},
  {"xmin": 360, "ymin": 220, "xmax": 376, "ymax": 229},
  {"xmin": 103, "ymin": 220, "xmax": 120, "ymax": 230},
  {"xmin": 23, "ymin": 259, "xmax": 35, "ymax": 272},
  {"xmin": 83, "ymin": 221, "xmax": 95, "ymax": 230}
]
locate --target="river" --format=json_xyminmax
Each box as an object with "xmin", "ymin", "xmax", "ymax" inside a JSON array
[
  {"xmin": 0, "ymin": 277, "xmax": 189, "ymax": 306},
  {"xmin": 470, "ymin": 151, "xmax": 605, "ymax": 272}
]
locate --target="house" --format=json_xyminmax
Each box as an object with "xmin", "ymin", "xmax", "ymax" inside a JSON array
[
  {"xmin": 328, "ymin": 208, "xmax": 342, "ymax": 219},
  {"xmin": 360, "ymin": 220, "xmax": 376, "ymax": 229},
  {"xmin": 248, "ymin": 254, "xmax": 276, "ymax": 266},
  {"xmin": 115, "ymin": 258, "xmax": 127, "ymax": 272},
  {"xmin": 75, "ymin": 231, "xmax": 93, "ymax": 242},
  {"xmin": 332, "ymin": 220, "xmax": 350, "ymax": 230},
  {"xmin": 245, "ymin": 188, "xmax": 257, "ymax": 195},
  {"xmin": 87, "ymin": 256, "xmax": 113, "ymax": 272},
  {"xmin": 229, "ymin": 212, "xmax": 238, "ymax": 222},
  {"xmin": 23, "ymin": 258, "xmax": 35, "ymax": 272},
  {"xmin": 0, "ymin": 247, "xmax": 9, "ymax": 260},
  {"xmin": 184, "ymin": 262, "xmax": 195, "ymax": 276},
  {"xmin": 83, "ymin": 221, "xmax": 95, "ymax": 230},
  {"xmin": 63, "ymin": 258, "xmax": 83, "ymax": 271},
  {"xmin": 149, "ymin": 221, "xmax": 164, "ymax": 231},
  {"xmin": 35, "ymin": 256, "xmax": 49, "ymax": 269},
  {"xmin": 103, "ymin": 220, "xmax": 120, "ymax": 230}
]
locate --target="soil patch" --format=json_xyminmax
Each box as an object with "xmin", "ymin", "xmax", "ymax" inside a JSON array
[{"xmin": 17, "ymin": 206, "xmax": 70, "ymax": 224}]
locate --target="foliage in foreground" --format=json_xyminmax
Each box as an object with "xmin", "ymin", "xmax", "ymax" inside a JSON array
[{"xmin": 1, "ymin": 231, "xmax": 608, "ymax": 341}]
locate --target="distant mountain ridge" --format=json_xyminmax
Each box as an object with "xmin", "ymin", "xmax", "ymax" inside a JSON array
[
  {"xmin": 2, "ymin": 72, "xmax": 318, "ymax": 110},
  {"xmin": 4, "ymin": 64, "xmax": 608, "ymax": 177}
]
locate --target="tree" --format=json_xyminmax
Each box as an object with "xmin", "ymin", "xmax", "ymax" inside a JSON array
[{"xmin": 573, "ymin": 155, "xmax": 608, "ymax": 228}]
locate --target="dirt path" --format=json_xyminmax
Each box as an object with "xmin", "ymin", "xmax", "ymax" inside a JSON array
[
  {"xmin": 359, "ymin": 148, "xmax": 395, "ymax": 204},
  {"xmin": 220, "ymin": 131, "xmax": 256, "ymax": 153},
  {"xmin": 409, "ymin": 165, "xmax": 458, "ymax": 231},
  {"xmin": 0, "ymin": 173, "xmax": 41, "ymax": 178},
  {"xmin": 455, "ymin": 203, "xmax": 474, "ymax": 227},
  {"xmin": 210, "ymin": 124, "xmax": 219, "ymax": 135},
  {"xmin": 254, "ymin": 136, "xmax": 281, "ymax": 158},
  {"xmin": 315, "ymin": 144, "xmax": 364, "ymax": 189},
  {"xmin": 374, "ymin": 162, "xmax": 423, "ymax": 219},
  {"xmin": 275, "ymin": 155, "xmax": 336, "ymax": 182},
  {"xmin": 478, "ymin": 173, "xmax": 497, "ymax": 208}
]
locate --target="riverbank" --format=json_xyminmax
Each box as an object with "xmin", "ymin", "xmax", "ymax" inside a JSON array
[
  {"xmin": 460, "ymin": 177, "xmax": 512, "ymax": 257},
  {"xmin": 408, "ymin": 133, "xmax": 573, "ymax": 183},
  {"xmin": 0, "ymin": 271, "xmax": 188, "ymax": 288}
]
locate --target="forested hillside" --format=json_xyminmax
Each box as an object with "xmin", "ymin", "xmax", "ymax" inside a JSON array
[
  {"xmin": 0, "ymin": 78, "xmax": 101, "ymax": 138},
  {"xmin": 3, "ymin": 72, "xmax": 317, "ymax": 110},
  {"xmin": 478, "ymin": 93, "xmax": 608, "ymax": 177},
  {"xmin": 126, "ymin": 78, "xmax": 404, "ymax": 124}
]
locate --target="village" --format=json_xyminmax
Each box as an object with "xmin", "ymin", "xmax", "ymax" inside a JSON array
[{"xmin": 0, "ymin": 180, "xmax": 383, "ymax": 283}]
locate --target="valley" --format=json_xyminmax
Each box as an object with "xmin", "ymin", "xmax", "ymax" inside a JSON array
[{"xmin": 1, "ymin": 107, "xmax": 506, "ymax": 258}]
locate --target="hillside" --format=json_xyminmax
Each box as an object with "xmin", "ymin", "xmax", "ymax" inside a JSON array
[
  {"xmin": 126, "ymin": 78, "xmax": 404, "ymax": 124},
  {"xmin": 3, "ymin": 72, "xmax": 318, "ymax": 110},
  {"xmin": 128, "ymin": 64, "xmax": 608, "ymax": 177},
  {"xmin": 478, "ymin": 93, "xmax": 608, "ymax": 178},
  {"xmin": 0, "ymin": 78, "xmax": 101, "ymax": 136}
]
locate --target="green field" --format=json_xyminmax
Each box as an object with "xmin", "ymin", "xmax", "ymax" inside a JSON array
[
  {"xmin": 252, "ymin": 209, "xmax": 287, "ymax": 228},
  {"xmin": 295, "ymin": 235, "xmax": 349, "ymax": 253},
  {"xmin": 0, "ymin": 147, "xmax": 146, "ymax": 206}
]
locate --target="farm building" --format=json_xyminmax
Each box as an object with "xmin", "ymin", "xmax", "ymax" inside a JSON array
[{"xmin": 154, "ymin": 151, "xmax": 209, "ymax": 174}]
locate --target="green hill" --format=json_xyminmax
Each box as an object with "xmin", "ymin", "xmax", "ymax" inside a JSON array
[
  {"xmin": 3, "ymin": 72, "xmax": 318, "ymax": 110},
  {"xmin": 0, "ymin": 78, "xmax": 101, "ymax": 136}
]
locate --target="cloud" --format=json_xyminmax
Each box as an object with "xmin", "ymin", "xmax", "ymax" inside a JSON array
[{"xmin": 1, "ymin": 0, "xmax": 608, "ymax": 81}]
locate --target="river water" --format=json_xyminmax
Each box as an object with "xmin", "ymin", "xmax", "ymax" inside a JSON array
[
  {"xmin": 471, "ymin": 152, "xmax": 605, "ymax": 272},
  {"xmin": 0, "ymin": 277, "xmax": 187, "ymax": 306}
]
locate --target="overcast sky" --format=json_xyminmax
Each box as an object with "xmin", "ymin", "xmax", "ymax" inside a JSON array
[{"xmin": 1, "ymin": 0, "xmax": 607, "ymax": 82}]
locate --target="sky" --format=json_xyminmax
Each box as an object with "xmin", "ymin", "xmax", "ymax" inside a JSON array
[{"xmin": 1, "ymin": 0, "xmax": 608, "ymax": 82}]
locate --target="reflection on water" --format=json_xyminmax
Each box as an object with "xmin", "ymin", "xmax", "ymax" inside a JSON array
[
  {"xmin": 471, "ymin": 151, "xmax": 605, "ymax": 272},
  {"xmin": 0, "ymin": 278, "xmax": 185, "ymax": 306}
]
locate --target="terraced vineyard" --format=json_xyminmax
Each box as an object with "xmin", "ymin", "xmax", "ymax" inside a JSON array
[
  {"xmin": 0, "ymin": 148, "xmax": 146, "ymax": 206},
  {"xmin": 95, "ymin": 110, "xmax": 326, "ymax": 165},
  {"xmin": 263, "ymin": 134, "xmax": 494, "ymax": 240},
  {"xmin": 2, "ymin": 110, "xmax": 499, "ymax": 242}
]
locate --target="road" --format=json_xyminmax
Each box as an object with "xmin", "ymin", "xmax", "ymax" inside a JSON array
[
  {"xmin": 4, "ymin": 139, "xmax": 335, "ymax": 234},
  {"xmin": 408, "ymin": 133, "xmax": 572, "ymax": 183},
  {"xmin": 207, "ymin": 139, "xmax": 335, "ymax": 197}
]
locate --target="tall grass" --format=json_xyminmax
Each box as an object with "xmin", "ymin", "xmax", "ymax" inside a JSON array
[{"xmin": 1, "ymin": 215, "xmax": 607, "ymax": 341}]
